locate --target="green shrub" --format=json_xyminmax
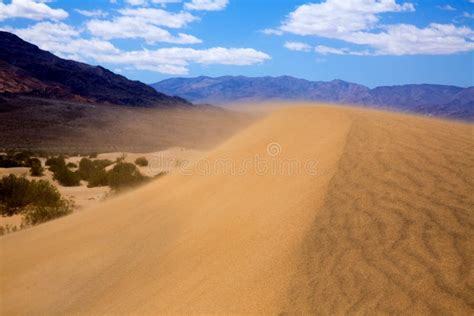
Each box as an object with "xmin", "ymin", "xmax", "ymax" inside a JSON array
[
  {"xmin": 135, "ymin": 157, "xmax": 149, "ymax": 167},
  {"xmin": 24, "ymin": 199, "xmax": 73, "ymax": 225},
  {"xmin": 66, "ymin": 162, "xmax": 78, "ymax": 169},
  {"xmin": 78, "ymin": 158, "xmax": 113, "ymax": 187},
  {"xmin": 53, "ymin": 167, "xmax": 81, "ymax": 186},
  {"xmin": 0, "ymin": 155, "xmax": 22, "ymax": 168},
  {"xmin": 29, "ymin": 158, "xmax": 44, "ymax": 177},
  {"xmin": 116, "ymin": 153, "xmax": 127, "ymax": 163},
  {"xmin": 46, "ymin": 156, "xmax": 80, "ymax": 186},
  {"xmin": 0, "ymin": 151, "xmax": 35, "ymax": 168},
  {"xmin": 0, "ymin": 175, "xmax": 31, "ymax": 216},
  {"xmin": 89, "ymin": 153, "xmax": 98, "ymax": 159},
  {"xmin": 78, "ymin": 158, "xmax": 96, "ymax": 181},
  {"xmin": 107, "ymin": 162, "xmax": 149, "ymax": 191},
  {"xmin": 87, "ymin": 169, "xmax": 109, "ymax": 188},
  {"xmin": 46, "ymin": 156, "xmax": 66, "ymax": 173},
  {"xmin": 94, "ymin": 159, "xmax": 113, "ymax": 169},
  {"xmin": 0, "ymin": 175, "xmax": 73, "ymax": 224}
]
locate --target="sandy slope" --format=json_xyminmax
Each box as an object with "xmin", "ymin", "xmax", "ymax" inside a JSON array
[{"xmin": 1, "ymin": 106, "xmax": 473, "ymax": 314}]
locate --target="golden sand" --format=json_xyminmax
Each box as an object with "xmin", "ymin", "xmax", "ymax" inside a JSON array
[{"xmin": 1, "ymin": 105, "xmax": 473, "ymax": 314}]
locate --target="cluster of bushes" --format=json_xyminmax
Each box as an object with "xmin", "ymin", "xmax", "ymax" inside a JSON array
[
  {"xmin": 2, "ymin": 152, "xmax": 154, "ymax": 191},
  {"xmin": 135, "ymin": 157, "xmax": 149, "ymax": 167},
  {"xmin": 46, "ymin": 156, "xmax": 81, "ymax": 186},
  {"xmin": 78, "ymin": 158, "xmax": 112, "ymax": 188},
  {"xmin": 0, "ymin": 175, "xmax": 73, "ymax": 226},
  {"xmin": 78, "ymin": 157, "xmax": 150, "ymax": 191},
  {"xmin": 0, "ymin": 151, "xmax": 45, "ymax": 177}
]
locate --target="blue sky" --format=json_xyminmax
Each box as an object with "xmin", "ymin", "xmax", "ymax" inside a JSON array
[{"xmin": 0, "ymin": 0, "xmax": 473, "ymax": 87}]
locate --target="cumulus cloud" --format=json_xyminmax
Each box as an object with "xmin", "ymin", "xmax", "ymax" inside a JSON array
[
  {"xmin": 86, "ymin": 8, "xmax": 200, "ymax": 44},
  {"xmin": 96, "ymin": 47, "xmax": 270, "ymax": 74},
  {"xmin": 280, "ymin": 0, "xmax": 414, "ymax": 36},
  {"xmin": 269, "ymin": 0, "xmax": 474, "ymax": 56},
  {"xmin": 437, "ymin": 4, "xmax": 455, "ymax": 11},
  {"xmin": 117, "ymin": 8, "xmax": 198, "ymax": 28},
  {"xmin": 75, "ymin": 9, "xmax": 108, "ymax": 17},
  {"xmin": 185, "ymin": 0, "xmax": 228, "ymax": 11},
  {"xmin": 125, "ymin": 0, "xmax": 182, "ymax": 5},
  {"xmin": 260, "ymin": 28, "xmax": 283, "ymax": 36},
  {"xmin": 4, "ymin": 21, "xmax": 270, "ymax": 75},
  {"xmin": 0, "ymin": 0, "xmax": 68, "ymax": 21},
  {"xmin": 314, "ymin": 45, "xmax": 370, "ymax": 56},
  {"xmin": 87, "ymin": 17, "xmax": 201, "ymax": 44},
  {"xmin": 2, "ymin": 22, "xmax": 119, "ymax": 61},
  {"xmin": 347, "ymin": 23, "xmax": 474, "ymax": 55},
  {"xmin": 284, "ymin": 41, "xmax": 311, "ymax": 52}
]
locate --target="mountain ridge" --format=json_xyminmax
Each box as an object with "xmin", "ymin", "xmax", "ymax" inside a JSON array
[
  {"xmin": 0, "ymin": 31, "xmax": 190, "ymax": 107},
  {"xmin": 152, "ymin": 76, "xmax": 473, "ymax": 120}
]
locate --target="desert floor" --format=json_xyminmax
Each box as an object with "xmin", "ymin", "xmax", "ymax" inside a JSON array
[{"xmin": 0, "ymin": 105, "xmax": 473, "ymax": 314}]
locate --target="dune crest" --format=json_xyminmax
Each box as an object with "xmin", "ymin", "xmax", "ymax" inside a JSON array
[{"xmin": 1, "ymin": 106, "xmax": 473, "ymax": 314}]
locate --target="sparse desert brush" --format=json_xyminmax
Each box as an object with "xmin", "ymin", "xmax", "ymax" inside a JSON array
[
  {"xmin": 78, "ymin": 158, "xmax": 113, "ymax": 187},
  {"xmin": 0, "ymin": 175, "xmax": 73, "ymax": 225},
  {"xmin": 94, "ymin": 159, "xmax": 113, "ymax": 169},
  {"xmin": 67, "ymin": 162, "xmax": 78, "ymax": 169},
  {"xmin": 116, "ymin": 153, "xmax": 127, "ymax": 163},
  {"xmin": 0, "ymin": 155, "xmax": 22, "ymax": 168},
  {"xmin": 87, "ymin": 169, "xmax": 109, "ymax": 188},
  {"xmin": 53, "ymin": 167, "xmax": 81, "ymax": 187},
  {"xmin": 78, "ymin": 158, "xmax": 95, "ymax": 180},
  {"xmin": 135, "ymin": 157, "xmax": 149, "ymax": 167},
  {"xmin": 45, "ymin": 156, "xmax": 66, "ymax": 173},
  {"xmin": 23, "ymin": 199, "xmax": 74, "ymax": 225},
  {"xmin": 89, "ymin": 153, "xmax": 98, "ymax": 159},
  {"xmin": 107, "ymin": 162, "xmax": 149, "ymax": 191},
  {"xmin": 29, "ymin": 158, "xmax": 44, "ymax": 177},
  {"xmin": 0, "ymin": 150, "xmax": 36, "ymax": 168},
  {"xmin": 46, "ymin": 156, "xmax": 80, "ymax": 186}
]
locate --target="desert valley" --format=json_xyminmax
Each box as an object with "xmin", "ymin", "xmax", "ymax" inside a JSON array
[{"xmin": 1, "ymin": 0, "xmax": 473, "ymax": 314}]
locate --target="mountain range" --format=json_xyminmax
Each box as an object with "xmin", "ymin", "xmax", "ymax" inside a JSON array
[
  {"xmin": 152, "ymin": 76, "xmax": 474, "ymax": 120},
  {"xmin": 0, "ymin": 31, "xmax": 189, "ymax": 107}
]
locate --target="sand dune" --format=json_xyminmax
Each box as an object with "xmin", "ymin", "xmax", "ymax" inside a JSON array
[{"xmin": 1, "ymin": 105, "xmax": 473, "ymax": 314}]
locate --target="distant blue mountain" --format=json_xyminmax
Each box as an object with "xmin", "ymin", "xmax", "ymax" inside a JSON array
[{"xmin": 152, "ymin": 76, "xmax": 474, "ymax": 120}]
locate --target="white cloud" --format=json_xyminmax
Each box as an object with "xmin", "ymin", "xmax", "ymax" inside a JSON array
[
  {"xmin": 117, "ymin": 8, "xmax": 198, "ymax": 28},
  {"xmin": 125, "ymin": 0, "xmax": 181, "ymax": 5},
  {"xmin": 151, "ymin": 0, "xmax": 182, "ymax": 3},
  {"xmin": 4, "ymin": 21, "xmax": 270, "ymax": 75},
  {"xmin": 284, "ymin": 41, "xmax": 311, "ymax": 52},
  {"xmin": 75, "ymin": 9, "xmax": 108, "ymax": 17},
  {"xmin": 464, "ymin": 12, "xmax": 474, "ymax": 19},
  {"xmin": 125, "ymin": 0, "xmax": 148, "ymax": 5},
  {"xmin": 86, "ymin": 8, "xmax": 200, "ymax": 44},
  {"xmin": 314, "ymin": 45, "xmax": 370, "ymax": 56},
  {"xmin": 437, "ymin": 4, "xmax": 455, "ymax": 11},
  {"xmin": 260, "ymin": 28, "xmax": 283, "ymax": 36},
  {"xmin": 2, "ymin": 22, "xmax": 120, "ymax": 61},
  {"xmin": 347, "ymin": 23, "xmax": 474, "ymax": 55},
  {"xmin": 0, "ymin": 0, "xmax": 68, "ymax": 21},
  {"xmin": 185, "ymin": 0, "xmax": 228, "ymax": 11},
  {"xmin": 271, "ymin": 0, "xmax": 474, "ymax": 56},
  {"xmin": 280, "ymin": 0, "xmax": 414, "ymax": 36},
  {"xmin": 87, "ymin": 17, "xmax": 201, "ymax": 44},
  {"xmin": 95, "ymin": 47, "xmax": 270, "ymax": 74}
]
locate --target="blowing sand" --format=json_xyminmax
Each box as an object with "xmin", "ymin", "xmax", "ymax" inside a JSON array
[{"xmin": 0, "ymin": 105, "xmax": 473, "ymax": 314}]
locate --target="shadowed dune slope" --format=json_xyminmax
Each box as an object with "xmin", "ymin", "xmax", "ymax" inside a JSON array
[{"xmin": 1, "ymin": 106, "xmax": 473, "ymax": 314}]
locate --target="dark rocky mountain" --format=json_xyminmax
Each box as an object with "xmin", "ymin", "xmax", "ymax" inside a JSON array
[
  {"xmin": 0, "ymin": 31, "xmax": 190, "ymax": 107},
  {"xmin": 152, "ymin": 76, "xmax": 473, "ymax": 120}
]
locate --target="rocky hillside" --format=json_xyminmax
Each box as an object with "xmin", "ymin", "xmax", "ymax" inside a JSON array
[{"xmin": 0, "ymin": 31, "xmax": 190, "ymax": 107}]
